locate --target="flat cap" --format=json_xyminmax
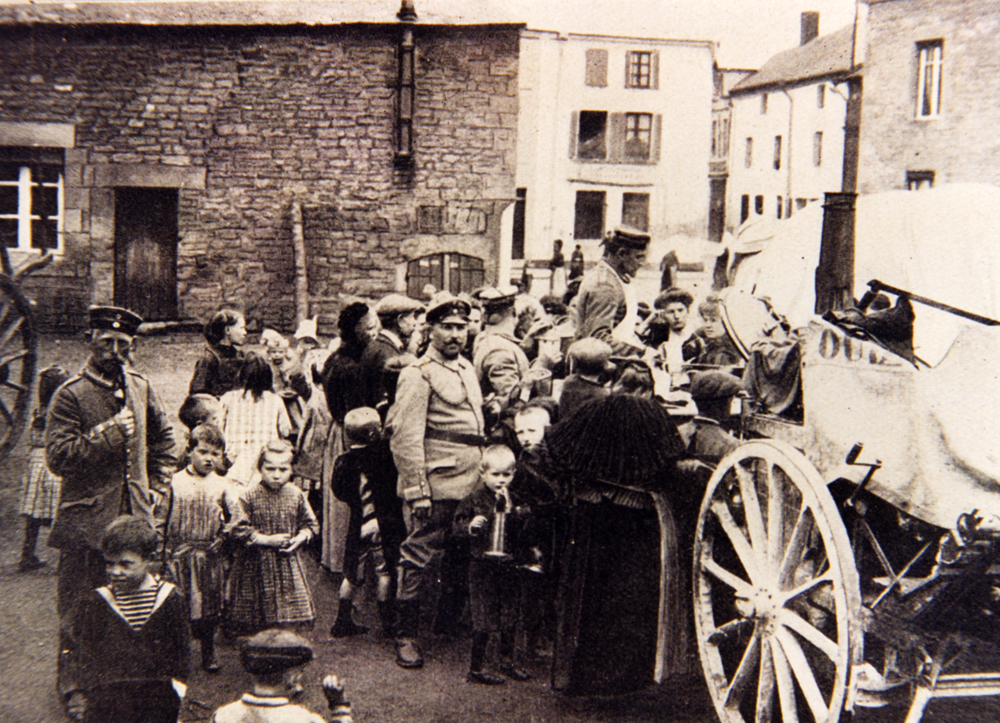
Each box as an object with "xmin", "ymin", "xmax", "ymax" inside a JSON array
[
  {"xmin": 375, "ymin": 293, "xmax": 424, "ymax": 318},
  {"xmin": 608, "ymin": 225, "xmax": 651, "ymax": 250},
  {"xmin": 689, "ymin": 371, "xmax": 743, "ymax": 401},
  {"xmin": 240, "ymin": 629, "xmax": 314, "ymax": 675},
  {"xmin": 344, "ymin": 406, "xmax": 382, "ymax": 448},
  {"xmin": 425, "ymin": 292, "xmax": 471, "ymax": 325},
  {"xmin": 475, "ymin": 285, "xmax": 518, "ymax": 312},
  {"xmin": 88, "ymin": 306, "xmax": 142, "ymax": 336}
]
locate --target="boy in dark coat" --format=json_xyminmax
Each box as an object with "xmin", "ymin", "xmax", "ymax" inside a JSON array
[
  {"xmin": 330, "ymin": 407, "xmax": 406, "ymax": 638},
  {"xmin": 63, "ymin": 515, "xmax": 190, "ymax": 723},
  {"xmin": 453, "ymin": 445, "xmax": 532, "ymax": 685}
]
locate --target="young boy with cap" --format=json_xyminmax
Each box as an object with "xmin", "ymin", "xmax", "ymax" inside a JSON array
[
  {"xmin": 212, "ymin": 629, "xmax": 352, "ymax": 723},
  {"xmin": 557, "ymin": 337, "xmax": 612, "ymax": 418}
]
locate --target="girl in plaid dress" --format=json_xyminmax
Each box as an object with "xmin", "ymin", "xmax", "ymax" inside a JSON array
[
  {"xmin": 227, "ymin": 440, "xmax": 320, "ymax": 634},
  {"xmin": 17, "ymin": 365, "xmax": 69, "ymax": 573},
  {"xmin": 220, "ymin": 351, "xmax": 292, "ymax": 487}
]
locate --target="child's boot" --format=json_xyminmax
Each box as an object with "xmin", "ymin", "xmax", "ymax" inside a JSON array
[
  {"xmin": 17, "ymin": 519, "xmax": 46, "ymax": 572},
  {"xmin": 330, "ymin": 601, "xmax": 368, "ymax": 638},
  {"xmin": 467, "ymin": 631, "xmax": 504, "ymax": 685}
]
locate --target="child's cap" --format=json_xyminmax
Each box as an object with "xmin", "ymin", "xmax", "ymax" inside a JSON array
[
  {"xmin": 344, "ymin": 407, "xmax": 382, "ymax": 448},
  {"xmin": 241, "ymin": 629, "xmax": 314, "ymax": 675},
  {"xmin": 294, "ymin": 317, "xmax": 319, "ymax": 344}
]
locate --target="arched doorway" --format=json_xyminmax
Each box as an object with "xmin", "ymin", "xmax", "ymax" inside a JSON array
[{"xmin": 406, "ymin": 252, "xmax": 484, "ymax": 298}]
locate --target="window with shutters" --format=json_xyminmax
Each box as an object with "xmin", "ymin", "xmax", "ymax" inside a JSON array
[
  {"xmin": 0, "ymin": 147, "xmax": 63, "ymax": 252},
  {"xmin": 760, "ymin": 93, "xmax": 768, "ymax": 114},
  {"xmin": 916, "ymin": 40, "xmax": 943, "ymax": 118},
  {"xmin": 574, "ymin": 191, "xmax": 605, "ymax": 239},
  {"xmin": 776, "ymin": 196, "xmax": 783, "ymax": 219},
  {"xmin": 585, "ymin": 48, "xmax": 608, "ymax": 87},
  {"xmin": 406, "ymin": 253, "xmax": 484, "ymax": 298},
  {"xmin": 577, "ymin": 111, "xmax": 608, "ymax": 160},
  {"xmin": 740, "ymin": 195, "xmax": 750, "ymax": 223},
  {"xmin": 624, "ymin": 112, "xmax": 652, "ymax": 161},
  {"xmin": 754, "ymin": 195, "xmax": 764, "ymax": 215},
  {"xmin": 773, "ymin": 135, "xmax": 782, "ymax": 170},
  {"xmin": 626, "ymin": 50, "xmax": 658, "ymax": 89},
  {"xmin": 813, "ymin": 132, "xmax": 823, "ymax": 166},
  {"xmin": 817, "ymin": 83, "xmax": 826, "ymax": 109},
  {"xmin": 622, "ymin": 193, "xmax": 650, "ymax": 232},
  {"xmin": 745, "ymin": 137, "xmax": 753, "ymax": 168}
]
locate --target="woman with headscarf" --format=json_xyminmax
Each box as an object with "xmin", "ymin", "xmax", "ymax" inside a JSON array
[
  {"xmin": 318, "ymin": 302, "xmax": 380, "ymax": 575},
  {"xmin": 547, "ymin": 373, "xmax": 690, "ymax": 697},
  {"xmin": 189, "ymin": 309, "xmax": 247, "ymax": 398}
]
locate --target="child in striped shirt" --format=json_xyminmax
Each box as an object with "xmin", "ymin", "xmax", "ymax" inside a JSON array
[{"xmin": 63, "ymin": 515, "xmax": 190, "ymax": 723}]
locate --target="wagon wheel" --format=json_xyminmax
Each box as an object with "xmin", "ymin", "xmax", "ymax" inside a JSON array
[
  {"xmin": 0, "ymin": 273, "xmax": 36, "ymax": 459},
  {"xmin": 694, "ymin": 439, "xmax": 862, "ymax": 723}
]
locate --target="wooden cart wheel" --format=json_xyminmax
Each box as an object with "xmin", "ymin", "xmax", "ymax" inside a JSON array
[
  {"xmin": 0, "ymin": 273, "xmax": 36, "ymax": 460},
  {"xmin": 694, "ymin": 439, "xmax": 862, "ymax": 723}
]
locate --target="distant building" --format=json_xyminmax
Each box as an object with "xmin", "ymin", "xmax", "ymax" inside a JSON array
[
  {"xmin": 0, "ymin": 1, "xmax": 520, "ymax": 331},
  {"xmin": 515, "ymin": 30, "xmax": 714, "ymax": 269},
  {"xmin": 709, "ymin": 65, "xmax": 755, "ymax": 241},
  {"xmin": 858, "ymin": 0, "xmax": 1000, "ymax": 192},
  {"xmin": 726, "ymin": 13, "xmax": 853, "ymax": 230}
]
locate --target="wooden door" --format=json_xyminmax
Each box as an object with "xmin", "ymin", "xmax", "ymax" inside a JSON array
[{"xmin": 114, "ymin": 187, "xmax": 178, "ymax": 321}]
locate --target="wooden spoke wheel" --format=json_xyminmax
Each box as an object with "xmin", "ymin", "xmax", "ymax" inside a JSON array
[
  {"xmin": 694, "ymin": 440, "xmax": 862, "ymax": 723},
  {"xmin": 0, "ymin": 274, "xmax": 36, "ymax": 459}
]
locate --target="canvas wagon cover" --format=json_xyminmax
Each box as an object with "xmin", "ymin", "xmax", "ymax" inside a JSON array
[{"xmin": 728, "ymin": 184, "xmax": 1000, "ymax": 530}]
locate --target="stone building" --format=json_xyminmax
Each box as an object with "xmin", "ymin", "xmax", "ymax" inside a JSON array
[
  {"xmin": 0, "ymin": 1, "xmax": 520, "ymax": 331},
  {"xmin": 726, "ymin": 13, "xmax": 853, "ymax": 230},
  {"xmin": 858, "ymin": 0, "xmax": 1000, "ymax": 193},
  {"xmin": 514, "ymin": 30, "xmax": 715, "ymax": 270}
]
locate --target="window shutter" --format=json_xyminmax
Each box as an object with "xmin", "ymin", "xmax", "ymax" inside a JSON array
[
  {"xmin": 651, "ymin": 51, "xmax": 659, "ymax": 90},
  {"xmin": 608, "ymin": 113, "xmax": 626, "ymax": 163},
  {"xmin": 569, "ymin": 111, "xmax": 579, "ymax": 158},
  {"xmin": 651, "ymin": 114, "xmax": 662, "ymax": 162},
  {"xmin": 585, "ymin": 49, "xmax": 608, "ymax": 87}
]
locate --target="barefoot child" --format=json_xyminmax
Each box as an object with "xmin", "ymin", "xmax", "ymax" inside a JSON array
[
  {"xmin": 63, "ymin": 515, "xmax": 190, "ymax": 723},
  {"xmin": 162, "ymin": 423, "xmax": 240, "ymax": 672},
  {"xmin": 227, "ymin": 440, "xmax": 320, "ymax": 635},
  {"xmin": 16, "ymin": 365, "xmax": 69, "ymax": 572}
]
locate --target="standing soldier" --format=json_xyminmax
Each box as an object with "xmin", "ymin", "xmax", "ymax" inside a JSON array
[
  {"xmin": 385, "ymin": 293, "xmax": 486, "ymax": 669},
  {"xmin": 472, "ymin": 286, "xmax": 530, "ymax": 403},
  {"xmin": 46, "ymin": 306, "xmax": 176, "ymax": 699},
  {"xmin": 569, "ymin": 226, "xmax": 650, "ymax": 357}
]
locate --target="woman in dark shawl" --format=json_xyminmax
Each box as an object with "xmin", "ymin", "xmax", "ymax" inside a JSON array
[
  {"xmin": 548, "ymin": 384, "xmax": 689, "ymax": 697},
  {"xmin": 318, "ymin": 302, "xmax": 380, "ymax": 574}
]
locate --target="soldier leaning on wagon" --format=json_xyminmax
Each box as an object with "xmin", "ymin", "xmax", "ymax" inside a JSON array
[
  {"xmin": 569, "ymin": 226, "xmax": 651, "ymax": 357},
  {"xmin": 385, "ymin": 293, "xmax": 486, "ymax": 670},
  {"xmin": 45, "ymin": 306, "xmax": 176, "ymax": 698}
]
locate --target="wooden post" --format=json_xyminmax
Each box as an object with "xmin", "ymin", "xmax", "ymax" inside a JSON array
[{"xmin": 291, "ymin": 202, "xmax": 309, "ymax": 325}]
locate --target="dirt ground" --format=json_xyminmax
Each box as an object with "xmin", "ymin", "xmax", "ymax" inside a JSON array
[{"xmin": 0, "ymin": 332, "xmax": 715, "ymax": 723}]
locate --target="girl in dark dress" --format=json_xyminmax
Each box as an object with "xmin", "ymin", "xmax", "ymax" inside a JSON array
[{"xmin": 190, "ymin": 309, "xmax": 247, "ymax": 398}]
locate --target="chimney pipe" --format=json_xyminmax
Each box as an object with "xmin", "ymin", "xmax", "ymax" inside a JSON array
[{"xmin": 801, "ymin": 11, "xmax": 819, "ymax": 45}]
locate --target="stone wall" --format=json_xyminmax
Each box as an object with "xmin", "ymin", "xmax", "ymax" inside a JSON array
[
  {"xmin": 859, "ymin": 0, "xmax": 1000, "ymax": 193},
  {"xmin": 0, "ymin": 23, "xmax": 518, "ymax": 331}
]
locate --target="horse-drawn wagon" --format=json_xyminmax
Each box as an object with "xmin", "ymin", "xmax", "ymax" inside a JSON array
[{"xmin": 694, "ymin": 185, "xmax": 1000, "ymax": 723}]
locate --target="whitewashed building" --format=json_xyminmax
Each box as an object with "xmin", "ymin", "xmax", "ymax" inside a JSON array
[
  {"xmin": 726, "ymin": 14, "xmax": 853, "ymax": 231},
  {"xmin": 514, "ymin": 30, "xmax": 715, "ymax": 271}
]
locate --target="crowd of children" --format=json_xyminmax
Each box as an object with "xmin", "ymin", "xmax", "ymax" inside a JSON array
[{"xmin": 15, "ymin": 258, "xmax": 751, "ymax": 720}]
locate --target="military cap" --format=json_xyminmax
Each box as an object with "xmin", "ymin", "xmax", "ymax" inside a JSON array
[
  {"xmin": 240, "ymin": 629, "xmax": 314, "ymax": 675},
  {"xmin": 375, "ymin": 293, "xmax": 424, "ymax": 319},
  {"xmin": 344, "ymin": 406, "xmax": 382, "ymax": 448},
  {"xmin": 606, "ymin": 225, "xmax": 651, "ymax": 251},
  {"xmin": 425, "ymin": 292, "xmax": 471, "ymax": 325},
  {"xmin": 475, "ymin": 285, "xmax": 518, "ymax": 313},
  {"xmin": 88, "ymin": 306, "xmax": 142, "ymax": 336},
  {"xmin": 689, "ymin": 371, "xmax": 743, "ymax": 401}
]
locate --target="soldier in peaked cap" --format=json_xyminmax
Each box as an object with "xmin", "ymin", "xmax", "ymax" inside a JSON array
[
  {"xmin": 385, "ymin": 292, "xmax": 485, "ymax": 669},
  {"xmin": 471, "ymin": 286, "xmax": 530, "ymax": 404},
  {"xmin": 361, "ymin": 294, "xmax": 425, "ymax": 416},
  {"xmin": 569, "ymin": 225, "xmax": 651, "ymax": 357},
  {"xmin": 47, "ymin": 306, "xmax": 176, "ymax": 698}
]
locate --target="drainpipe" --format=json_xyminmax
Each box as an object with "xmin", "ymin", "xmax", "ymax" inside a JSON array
[{"xmin": 782, "ymin": 88, "xmax": 793, "ymax": 217}]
